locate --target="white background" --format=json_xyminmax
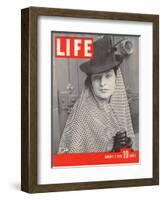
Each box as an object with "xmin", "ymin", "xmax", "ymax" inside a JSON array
[{"xmin": 0, "ymin": 0, "xmax": 161, "ymax": 199}]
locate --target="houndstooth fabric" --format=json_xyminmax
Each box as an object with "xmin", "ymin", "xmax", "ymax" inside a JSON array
[{"xmin": 58, "ymin": 68, "xmax": 135, "ymax": 154}]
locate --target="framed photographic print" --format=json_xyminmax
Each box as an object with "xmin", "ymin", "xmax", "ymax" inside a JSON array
[{"xmin": 21, "ymin": 7, "xmax": 159, "ymax": 193}]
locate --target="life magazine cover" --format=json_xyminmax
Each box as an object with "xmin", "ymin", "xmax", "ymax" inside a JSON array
[{"xmin": 51, "ymin": 32, "xmax": 139, "ymax": 167}]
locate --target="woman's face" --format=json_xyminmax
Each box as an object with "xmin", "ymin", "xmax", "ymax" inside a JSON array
[{"xmin": 91, "ymin": 69, "xmax": 116, "ymax": 100}]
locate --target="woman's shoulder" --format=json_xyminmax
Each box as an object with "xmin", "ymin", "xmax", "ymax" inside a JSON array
[{"xmin": 70, "ymin": 94, "xmax": 92, "ymax": 114}]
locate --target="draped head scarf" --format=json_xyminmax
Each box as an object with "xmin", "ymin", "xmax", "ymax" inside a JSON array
[{"xmin": 58, "ymin": 68, "xmax": 135, "ymax": 154}]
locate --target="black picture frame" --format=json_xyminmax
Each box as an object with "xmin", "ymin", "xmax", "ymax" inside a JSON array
[{"xmin": 21, "ymin": 6, "xmax": 159, "ymax": 193}]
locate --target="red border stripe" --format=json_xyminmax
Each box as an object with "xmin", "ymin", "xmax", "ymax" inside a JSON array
[{"xmin": 52, "ymin": 148, "xmax": 139, "ymax": 167}]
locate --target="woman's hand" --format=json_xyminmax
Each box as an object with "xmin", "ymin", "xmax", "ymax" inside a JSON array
[{"xmin": 112, "ymin": 131, "xmax": 133, "ymax": 152}]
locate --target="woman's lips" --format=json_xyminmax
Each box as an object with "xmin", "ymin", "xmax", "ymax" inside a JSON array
[{"xmin": 99, "ymin": 89, "xmax": 109, "ymax": 92}]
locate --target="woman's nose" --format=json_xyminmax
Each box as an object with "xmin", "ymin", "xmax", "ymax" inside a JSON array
[{"xmin": 100, "ymin": 75, "xmax": 106, "ymax": 86}]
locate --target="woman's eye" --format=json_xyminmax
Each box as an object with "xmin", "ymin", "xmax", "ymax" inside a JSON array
[
  {"xmin": 93, "ymin": 75, "xmax": 100, "ymax": 79},
  {"xmin": 106, "ymin": 74, "xmax": 111, "ymax": 78}
]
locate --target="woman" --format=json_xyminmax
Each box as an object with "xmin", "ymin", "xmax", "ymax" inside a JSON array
[{"xmin": 58, "ymin": 36, "xmax": 135, "ymax": 154}]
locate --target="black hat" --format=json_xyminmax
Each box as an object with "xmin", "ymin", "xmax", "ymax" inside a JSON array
[{"xmin": 80, "ymin": 36, "xmax": 123, "ymax": 74}]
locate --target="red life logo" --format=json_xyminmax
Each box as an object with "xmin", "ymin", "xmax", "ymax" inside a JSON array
[{"xmin": 55, "ymin": 36, "xmax": 93, "ymax": 58}]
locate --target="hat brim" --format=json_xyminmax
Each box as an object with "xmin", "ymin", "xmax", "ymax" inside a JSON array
[{"xmin": 80, "ymin": 54, "xmax": 123, "ymax": 75}]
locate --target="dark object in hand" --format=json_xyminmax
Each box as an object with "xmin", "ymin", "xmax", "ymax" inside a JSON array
[{"xmin": 112, "ymin": 131, "xmax": 133, "ymax": 152}]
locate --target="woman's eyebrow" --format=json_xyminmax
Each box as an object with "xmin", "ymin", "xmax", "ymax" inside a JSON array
[
  {"xmin": 106, "ymin": 72, "xmax": 112, "ymax": 75},
  {"xmin": 93, "ymin": 74, "xmax": 102, "ymax": 77}
]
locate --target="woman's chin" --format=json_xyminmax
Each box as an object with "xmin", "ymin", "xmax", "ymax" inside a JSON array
[{"xmin": 97, "ymin": 94, "xmax": 111, "ymax": 100}]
